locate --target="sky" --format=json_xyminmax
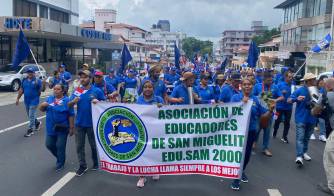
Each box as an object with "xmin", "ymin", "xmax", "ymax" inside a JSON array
[{"xmin": 79, "ymin": 0, "xmax": 284, "ymax": 42}]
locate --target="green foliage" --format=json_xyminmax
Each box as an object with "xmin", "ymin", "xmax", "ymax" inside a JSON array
[
  {"xmin": 252, "ymin": 28, "xmax": 280, "ymax": 45},
  {"xmin": 182, "ymin": 37, "xmax": 213, "ymax": 59}
]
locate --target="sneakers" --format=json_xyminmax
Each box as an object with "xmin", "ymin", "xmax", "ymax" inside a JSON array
[
  {"xmin": 295, "ymin": 157, "xmax": 303, "ymax": 166},
  {"xmin": 35, "ymin": 120, "xmax": 41, "ymax": 131},
  {"xmin": 24, "ymin": 129, "xmax": 34, "ymax": 137},
  {"xmin": 91, "ymin": 164, "xmax": 99, "ymax": 171},
  {"xmin": 303, "ymin": 153, "xmax": 312, "ymax": 161},
  {"xmin": 310, "ymin": 134, "xmax": 316, "ymax": 140},
  {"xmin": 262, "ymin": 149, "xmax": 273, "ymax": 157},
  {"xmin": 56, "ymin": 165, "xmax": 64, "ymax": 172},
  {"xmin": 76, "ymin": 166, "xmax": 88, "ymax": 177},
  {"xmin": 280, "ymin": 138, "xmax": 289, "ymax": 143},
  {"xmin": 319, "ymin": 135, "xmax": 327, "ymax": 142},
  {"xmin": 137, "ymin": 177, "xmax": 147, "ymax": 188},
  {"xmin": 241, "ymin": 173, "xmax": 248, "ymax": 183},
  {"xmin": 230, "ymin": 179, "xmax": 240, "ymax": 191},
  {"xmin": 152, "ymin": 175, "xmax": 160, "ymax": 181}
]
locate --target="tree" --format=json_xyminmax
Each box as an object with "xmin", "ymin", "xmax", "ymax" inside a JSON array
[
  {"xmin": 252, "ymin": 28, "xmax": 280, "ymax": 45},
  {"xmin": 181, "ymin": 37, "xmax": 213, "ymax": 60}
]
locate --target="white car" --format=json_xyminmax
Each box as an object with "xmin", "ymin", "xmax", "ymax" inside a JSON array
[
  {"xmin": 0, "ymin": 64, "xmax": 47, "ymax": 91},
  {"xmin": 317, "ymin": 71, "xmax": 333, "ymax": 80}
]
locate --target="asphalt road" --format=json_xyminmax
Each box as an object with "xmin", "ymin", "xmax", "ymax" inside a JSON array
[{"xmin": 0, "ymin": 102, "xmax": 330, "ymax": 196}]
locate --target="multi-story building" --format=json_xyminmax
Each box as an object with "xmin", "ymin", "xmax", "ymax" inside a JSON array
[
  {"xmin": 251, "ymin": 21, "xmax": 268, "ymax": 35},
  {"xmin": 155, "ymin": 20, "xmax": 170, "ymax": 32},
  {"xmin": 220, "ymin": 30, "xmax": 256, "ymax": 59},
  {"xmin": 0, "ymin": 0, "xmax": 119, "ymax": 73},
  {"xmin": 275, "ymin": 0, "xmax": 333, "ymax": 74},
  {"xmin": 95, "ymin": 9, "xmax": 117, "ymax": 32}
]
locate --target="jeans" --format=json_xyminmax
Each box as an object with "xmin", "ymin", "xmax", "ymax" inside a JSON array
[
  {"xmin": 256, "ymin": 118, "xmax": 272, "ymax": 150},
  {"xmin": 45, "ymin": 133, "xmax": 68, "ymax": 168},
  {"xmin": 75, "ymin": 127, "xmax": 98, "ymax": 168},
  {"xmin": 319, "ymin": 118, "xmax": 326, "ymax": 137},
  {"xmin": 25, "ymin": 104, "xmax": 38, "ymax": 130},
  {"xmin": 296, "ymin": 123, "xmax": 315, "ymax": 157},
  {"xmin": 243, "ymin": 131, "xmax": 257, "ymax": 171},
  {"xmin": 273, "ymin": 109, "xmax": 292, "ymax": 140}
]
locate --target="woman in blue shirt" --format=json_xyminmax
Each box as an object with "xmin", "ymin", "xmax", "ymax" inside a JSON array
[
  {"xmin": 121, "ymin": 70, "xmax": 139, "ymax": 103},
  {"xmin": 39, "ymin": 84, "xmax": 75, "ymax": 171},
  {"xmin": 230, "ymin": 78, "xmax": 273, "ymax": 191},
  {"xmin": 136, "ymin": 80, "xmax": 163, "ymax": 188}
]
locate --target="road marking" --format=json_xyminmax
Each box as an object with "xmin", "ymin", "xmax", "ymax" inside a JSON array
[
  {"xmin": 267, "ymin": 189, "xmax": 282, "ymax": 196},
  {"xmin": 41, "ymin": 172, "xmax": 76, "ymax": 196},
  {"xmin": 0, "ymin": 115, "xmax": 46, "ymax": 134}
]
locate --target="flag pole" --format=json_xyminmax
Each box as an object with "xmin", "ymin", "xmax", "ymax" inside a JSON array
[{"xmin": 293, "ymin": 51, "xmax": 313, "ymax": 77}]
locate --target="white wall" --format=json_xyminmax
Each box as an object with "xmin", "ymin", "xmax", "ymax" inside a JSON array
[{"xmin": 0, "ymin": 1, "xmax": 13, "ymax": 16}]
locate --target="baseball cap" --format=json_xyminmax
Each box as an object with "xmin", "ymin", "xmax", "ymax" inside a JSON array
[
  {"xmin": 26, "ymin": 67, "xmax": 35, "ymax": 73},
  {"xmin": 94, "ymin": 70, "xmax": 104, "ymax": 76},
  {"xmin": 59, "ymin": 64, "xmax": 66, "ymax": 68}
]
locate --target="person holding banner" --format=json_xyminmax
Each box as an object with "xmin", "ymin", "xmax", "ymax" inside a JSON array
[
  {"xmin": 169, "ymin": 72, "xmax": 201, "ymax": 105},
  {"xmin": 16, "ymin": 67, "xmax": 43, "ymax": 137},
  {"xmin": 68, "ymin": 70, "xmax": 106, "ymax": 177},
  {"xmin": 230, "ymin": 78, "xmax": 274, "ymax": 191},
  {"xmin": 39, "ymin": 84, "xmax": 75, "ymax": 171},
  {"xmin": 194, "ymin": 74, "xmax": 215, "ymax": 104},
  {"xmin": 92, "ymin": 70, "xmax": 118, "ymax": 102},
  {"xmin": 136, "ymin": 80, "xmax": 164, "ymax": 187},
  {"xmin": 213, "ymin": 74, "xmax": 226, "ymax": 102}
]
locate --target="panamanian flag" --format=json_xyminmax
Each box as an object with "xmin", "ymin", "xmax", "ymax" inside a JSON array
[{"xmin": 312, "ymin": 33, "xmax": 332, "ymax": 53}]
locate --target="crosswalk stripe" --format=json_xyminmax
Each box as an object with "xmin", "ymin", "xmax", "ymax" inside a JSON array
[
  {"xmin": 41, "ymin": 172, "xmax": 76, "ymax": 196},
  {"xmin": 0, "ymin": 115, "xmax": 46, "ymax": 134},
  {"xmin": 267, "ymin": 189, "xmax": 282, "ymax": 196}
]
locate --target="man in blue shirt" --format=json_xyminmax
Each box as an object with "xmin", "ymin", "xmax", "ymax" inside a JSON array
[
  {"xmin": 93, "ymin": 70, "xmax": 118, "ymax": 102},
  {"xmin": 273, "ymin": 71, "xmax": 293, "ymax": 143},
  {"xmin": 169, "ymin": 72, "xmax": 200, "ymax": 105},
  {"xmin": 68, "ymin": 69, "xmax": 105, "ymax": 176},
  {"xmin": 104, "ymin": 68, "xmax": 120, "ymax": 91},
  {"xmin": 255, "ymin": 68, "xmax": 263, "ymax": 84},
  {"xmin": 58, "ymin": 64, "xmax": 72, "ymax": 94},
  {"xmin": 194, "ymin": 74, "xmax": 215, "ymax": 104},
  {"xmin": 165, "ymin": 67, "xmax": 180, "ymax": 85},
  {"xmin": 253, "ymin": 72, "xmax": 284, "ymax": 157},
  {"xmin": 288, "ymin": 73, "xmax": 318, "ymax": 166},
  {"xmin": 16, "ymin": 67, "xmax": 43, "ymax": 137},
  {"xmin": 219, "ymin": 72, "xmax": 241, "ymax": 103}
]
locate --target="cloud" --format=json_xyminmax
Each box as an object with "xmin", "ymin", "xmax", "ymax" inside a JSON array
[{"xmin": 79, "ymin": 0, "xmax": 284, "ymax": 40}]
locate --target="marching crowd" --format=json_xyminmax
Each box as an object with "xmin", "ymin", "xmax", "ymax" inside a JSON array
[{"xmin": 14, "ymin": 62, "xmax": 334, "ymax": 193}]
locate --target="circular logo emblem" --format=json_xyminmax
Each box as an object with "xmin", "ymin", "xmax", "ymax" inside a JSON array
[{"xmin": 96, "ymin": 106, "xmax": 148, "ymax": 163}]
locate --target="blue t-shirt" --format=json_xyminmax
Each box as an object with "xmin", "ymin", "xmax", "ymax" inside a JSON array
[
  {"xmin": 276, "ymin": 81, "xmax": 293, "ymax": 110},
  {"xmin": 22, "ymin": 77, "xmax": 42, "ymax": 106},
  {"xmin": 124, "ymin": 77, "xmax": 138, "ymax": 89},
  {"xmin": 253, "ymin": 83, "xmax": 282, "ymax": 99},
  {"xmin": 171, "ymin": 84, "xmax": 192, "ymax": 105},
  {"xmin": 231, "ymin": 93, "xmax": 267, "ymax": 132},
  {"xmin": 213, "ymin": 85, "xmax": 224, "ymax": 101},
  {"xmin": 45, "ymin": 96, "xmax": 74, "ymax": 136},
  {"xmin": 219, "ymin": 84, "xmax": 239, "ymax": 103},
  {"xmin": 60, "ymin": 71, "xmax": 72, "ymax": 86},
  {"xmin": 195, "ymin": 85, "xmax": 215, "ymax": 104},
  {"xmin": 105, "ymin": 76, "xmax": 119, "ymax": 89},
  {"xmin": 290, "ymin": 86, "xmax": 317, "ymax": 124},
  {"xmin": 93, "ymin": 81, "xmax": 116, "ymax": 96},
  {"xmin": 49, "ymin": 77, "xmax": 62, "ymax": 88},
  {"xmin": 165, "ymin": 73, "xmax": 180, "ymax": 85},
  {"xmin": 255, "ymin": 76, "xmax": 263, "ymax": 84},
  {"xmin": 136, "ymin": 95, "xmax": 164, "ymax": 105},
  {"xmin": 70, "ymin": 86, "xmax": 106, "ymax": 127}
]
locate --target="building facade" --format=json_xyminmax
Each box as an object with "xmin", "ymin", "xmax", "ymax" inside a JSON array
[
  {"xmin": 0, "ymin": 0, "xmax": 118, "ymax": 74},
  {"xmin": 275, "ymin": 0, "xmax": 333, "ymax": 74},
  {"xmin": 251, "ymin": 21, "xmax": 268, "ymax": 35},
  {"xmin": 220, "ymin": 30, "xmax": 256, "ymax": 59},
  {"xmin": 95, "ymin": 9, "xmax": 117, "ymax": 32}
]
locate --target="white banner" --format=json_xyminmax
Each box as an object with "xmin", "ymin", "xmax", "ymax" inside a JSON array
[{"xmin": 92, "ymin": 102, "xmax": 252, "ymax": 179}]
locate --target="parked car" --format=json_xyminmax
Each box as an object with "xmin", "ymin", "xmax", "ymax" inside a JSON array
[
  {"xmin": 0, "ymin": 64, "xmax": 47, "ymax": 91},
  {"xmin": 317, "ymin": 71, "xmax": 333, "ymax": 80}
]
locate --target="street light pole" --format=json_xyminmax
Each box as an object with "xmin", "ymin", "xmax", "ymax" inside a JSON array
[{"xmin": 326, "ymin": 0, "xmax": 334, "ymax": 71}]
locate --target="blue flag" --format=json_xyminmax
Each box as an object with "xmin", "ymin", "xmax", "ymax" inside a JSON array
[
  {"xmin": 312, "ymin": 33, "xmax": 332, "ymax": 53},
  {"xmin": 220, "ymin": 58, "xmax": 228, "ymax": 71},
  {"xmin": 247, "ymin": 41, "xmax": 259, "ymax": 68},
  {"xmin": 174, "ymin": 44, "xmax": 181, "ymax": 69},
  {"xmin": 12, "ymin": 29, "xmax": 30, "ymax": 68},
  {"xmin": 120, "ymin": 44, "xmax": 132, "ymax": 74}
]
